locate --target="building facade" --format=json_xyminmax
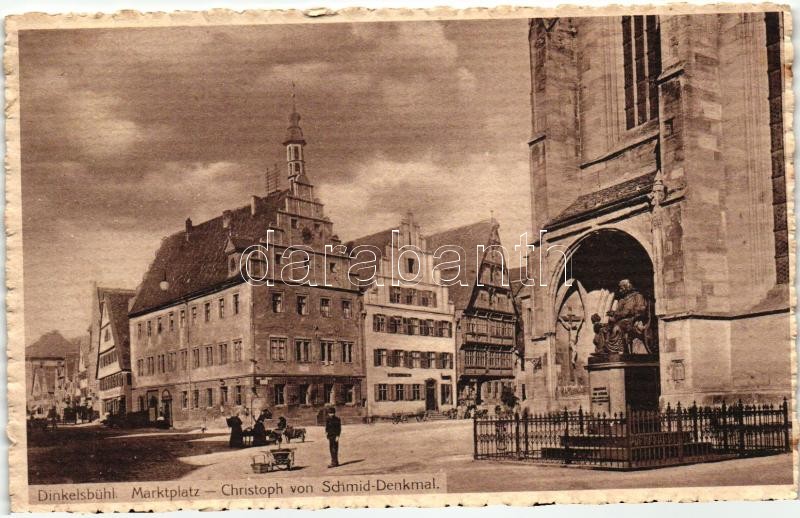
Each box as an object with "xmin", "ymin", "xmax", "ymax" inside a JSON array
[
  {"xmin": 128, "ymin": 105, "xmax": 364, "ymax": 427},
  {"xmin": 25, "ymin": 331, "xmax": 80, "ymax": 418},
  {"xmin": 521, "ymin": 13, "xmax": 792, "ymax": 412},
  {"xmin": 349, "ymin": 214, "xmax": 457, "ymax": 417},
  {"xmin": 95, "ymin": 288, "xmax": 135, "ymax": 417},
  {"xmin": 428, "ymin": 220, "xmax": 519, "ymax": 409}
]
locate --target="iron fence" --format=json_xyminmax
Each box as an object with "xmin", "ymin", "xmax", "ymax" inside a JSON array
[{"xmin": 473, "ymin": 399, "xmax": 792, "ymax": 469}]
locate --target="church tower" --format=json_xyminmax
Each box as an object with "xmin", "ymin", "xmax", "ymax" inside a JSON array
[
  {"xmin": 282, "ymin": 87, "xmax": 314, "ymax": 200},
  {"xmin": 283, "ymin": 88, "xmax": 307, "ymax": 183}
]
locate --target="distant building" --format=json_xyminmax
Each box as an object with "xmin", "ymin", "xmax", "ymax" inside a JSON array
[
  {"xmin": 128, "ymin": 105, "xmax": 364, "ymax": 426},
  {"xmin": 94, "ymin": 288, "xmax": 135, "ymax": 417},
  {"xmin": 26, "ymin": 331, "xmax": 80, "ymax": 417},
  {"xmin": 427, "ymin": 220, "xmax": 519, "ymax": 408},
  {"xmin": 348, "ymin": 213, "xmax": 457, "ymax": 417},
  {"xmin": 80, "ymin": 285, "xmax": 135, "ymax": 417},
  {"xmin": 524, "ymin": 13, "xmax": 791, "ymax": 411}
]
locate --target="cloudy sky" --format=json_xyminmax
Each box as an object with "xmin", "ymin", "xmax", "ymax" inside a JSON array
[{"xmin": 19, "ymin": 19, "xmax": 532, "ymax": 343}]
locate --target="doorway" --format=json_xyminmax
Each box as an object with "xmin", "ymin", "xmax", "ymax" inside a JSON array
[
  {"xmin": 161, "ymin": 390, "xmax": 173, "ymax": 428},
  {"xmin": 425, "ymin": 379, "xmax": 437, "ymax": 411}
]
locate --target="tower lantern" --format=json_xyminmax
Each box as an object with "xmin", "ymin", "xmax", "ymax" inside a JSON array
[{"xmin": 283, "ymin": 84, "xmax": 307, "ymax": 183}]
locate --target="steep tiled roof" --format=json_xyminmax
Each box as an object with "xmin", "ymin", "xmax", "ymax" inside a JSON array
[
  {"xmin": 426, "ymin": 219, "xmax": 496, "ymax": 311},
  {"xmin": 26, "ymin": 331, "xmax": 79, "ymax": 359},
  {"xmin": 105, "ymin": 291, "xmax": 135, "ymax": 370},
  {"xmin": 346, "ymin": 228, "xmax": 393, "ymax": 259},
  {"xmin": 547, "ymin": 172, "xmax": 656, "ymax": 227},
  {"xmin": 345, "ymin": 228, "xmax": 394, "ymax": 283},
  {"xmin": 129, "ymin": 191, "xmax": 288, "ymax": 315}
]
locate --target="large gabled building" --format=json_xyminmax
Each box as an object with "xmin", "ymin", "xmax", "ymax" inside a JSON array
[
  {"xmin": 348, "ymin": 213, "xmax": 457, "ymax": 417},
  {"xmin": 128, "ymin": 105, "xmax": 364, "ymax": 427},
  {"xmin": 427, "ymin": 219, "xmax": 519, "ymax": 408}
]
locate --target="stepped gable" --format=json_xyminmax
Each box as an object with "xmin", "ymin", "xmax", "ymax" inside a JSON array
[{"xmin": 129, "ymin": 190, "xmax": 287, "ymax": 315}]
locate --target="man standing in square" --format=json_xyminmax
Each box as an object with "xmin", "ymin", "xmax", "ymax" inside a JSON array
[{"xmin": 325, "ymin": 406, "xmax": 341, "ymax": 468}]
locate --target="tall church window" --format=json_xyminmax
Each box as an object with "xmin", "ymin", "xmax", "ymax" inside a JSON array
[
  {"xmin": 622, "ymin": 15, "xmax": 661, "ymax": 128},
  {"xmin": 766, "ymin": 12, "xmax": 788, "ymax": 284}
]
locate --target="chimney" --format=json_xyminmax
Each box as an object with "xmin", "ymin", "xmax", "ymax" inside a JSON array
[
  {"xmin": 222, "ymin": 210, "xmax": 233, "ymax": 229},
  {"xmin": 185, "ymin": 218, "xmax": 193, "ymax": 241},
  {"xmin": 251, "ymin": 195, "xmax": 259, "ymax": 216}
]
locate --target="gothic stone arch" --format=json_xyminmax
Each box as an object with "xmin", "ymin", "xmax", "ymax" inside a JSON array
[{"xmin": 547, "ymin": 227, "xmax": 659, "ymax": 407}]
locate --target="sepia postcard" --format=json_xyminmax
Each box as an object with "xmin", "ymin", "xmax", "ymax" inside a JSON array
[{"xmin": 4, "ymin": 3, "xmax": 798, "ymax": 512}]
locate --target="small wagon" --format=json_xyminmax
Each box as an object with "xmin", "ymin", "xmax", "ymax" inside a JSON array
[
  {"xmin": 269, "ymin": 448, "xmax": 296, "ymax": 470},
  {"xmin": 250, "ymin": 448, "xmax": 296, "ymax": 473},
  {"xmin": 283, "ymin": 425, "xmax": 306, "ymax": 443}
]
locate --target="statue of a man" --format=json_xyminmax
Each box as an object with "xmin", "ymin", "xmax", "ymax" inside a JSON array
[{"xmin": 606, "ymin": 279, "xmax": 648, "ymax": 354}]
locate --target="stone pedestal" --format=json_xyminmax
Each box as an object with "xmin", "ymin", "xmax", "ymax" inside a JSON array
[{"xmin": 587, "ymin": 354, "xmax": 660, "ymax": 415}]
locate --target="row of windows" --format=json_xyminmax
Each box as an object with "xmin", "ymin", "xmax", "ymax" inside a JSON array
[
  {"xmin": 372, "ymin": 315, "xmax": 453, "ymax": 337},
  {"xmin": 463, "ymin": 349, "xmax": 514, "ymax": 369},
  {"xmin": 269, "ymin": 338, "xmax": 355, "ymax": 364},
  {"xmin": 389, "ymin": 287, "xmax": 437, "ymax": 307},
  {"xmin": 98, "ymin": 372, "xmax": 129, "ymax": 391},
  {"xmin": 270, "ymin": 292, "xmax": 353, "ymax": 318},
  {"xmin": 136, "ymin": 294, "xmax": 242, "ymax": 340},
  {"xmin": 373, "ymin": 349, "xmax": 453, "ymax": 369},
  {"xmin": 181, "ymin": 385, "xmax": 244, "ymax": 409},
  {"xmin": 178, "ymin": 383, "xmax": 357, "ymax": 409},
  {"xmin": 463, "ymin": 318, "xmax": 515, "ymax": 339},
  {"xmin": 374, "ymin": 383, "xmax": 452, "ymax": 404},
  {"xmin": 136, "ymin": 340, "xmax": 243, "ymax": 376},
  {"xmin": 475, "ymin": 289, "xmax": 511, "ymax": 309},
  {"xmin": 98, "ymin": 349, "xmax": 118, "ymax": 369},
  {"xmin": 270, "ymin": 383, "xmax": 356, "ymax": 406}
]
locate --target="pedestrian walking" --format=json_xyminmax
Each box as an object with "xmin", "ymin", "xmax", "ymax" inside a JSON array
[
  {"xmin": 325, "ymin": 407, "xmax": 341, "ymax": 468},
  {"xmin": 226, "ymin": 413, "xmax": 243, "ymax": 448}
]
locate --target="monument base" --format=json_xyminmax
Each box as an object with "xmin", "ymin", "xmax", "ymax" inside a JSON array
[{"xmin": 587, "ymin": 354, "xmax": 660, "ymax": 415}]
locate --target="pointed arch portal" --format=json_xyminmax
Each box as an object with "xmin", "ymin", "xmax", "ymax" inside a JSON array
[{"xmin": 552, "ymin": 229, "xmax": 660, "ymax": 410}]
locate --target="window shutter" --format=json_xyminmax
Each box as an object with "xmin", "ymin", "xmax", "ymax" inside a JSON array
[
  {"xmin": 264, "ymin": 384, "xmax": 275, "ymax": 408},
  {"xmin": 374, "ymin": 384, "xmax": 380, "ymax": 401},
  {"xmin": 405, "ymin": 384, "xmax": 413, "ymax": 401},
  {"xmin": 286, "ymin": 384, "xmax": 298, "ymax": 406},
  {"xmin": 389, "ymin": 384, "xmax": 397, "ymax": 401},
  {"xmin": 309, "ymin": 384, "xmax": 320, "ymax": 405},
  {"xmin": 334, "ymin": 384, "xmax": 346, "ymax": 405}
]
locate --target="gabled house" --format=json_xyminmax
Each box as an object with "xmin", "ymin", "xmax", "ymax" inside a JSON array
[
  {"xmin": 427, "ymin": 219, "xmax": 520, "ymax": 408},
  {"xmin": 348, "ymin": 213, "xmax": 457, "ymax": 417},
  {"xmin": 95, "ymin": 288, "xmax": 136, "ymax": 416}
]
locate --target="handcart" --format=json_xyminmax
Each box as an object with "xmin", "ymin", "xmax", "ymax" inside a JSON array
[{"xmin": 269, "ymin": 448, "xmax": 296, "ymax": 470}]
